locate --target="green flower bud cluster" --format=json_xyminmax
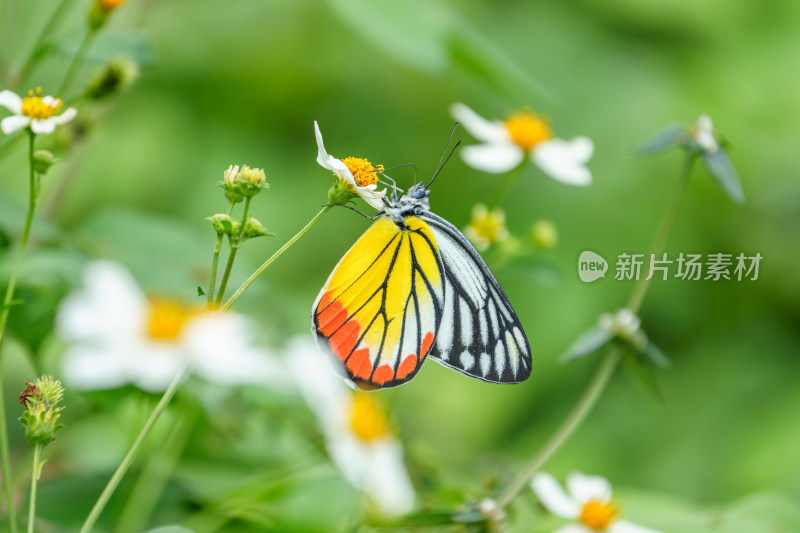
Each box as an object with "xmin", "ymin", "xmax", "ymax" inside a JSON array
[
  {"xmin": 220, "ymin": 164, "xmax": 269, "ymax": 204},
  {"xmin": 19, "ymin": 375, "xmax": 65, "ymax": 448}
]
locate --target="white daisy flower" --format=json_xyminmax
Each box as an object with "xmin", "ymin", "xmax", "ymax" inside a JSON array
[
  {"xmin": 450, "ymin": 103, "xmax": 594, "ymax": 186},
  {"xmin": 315, "ymin": 121, "xmax": 387, "ymax": 209},
  {"xmin": 531, "ymin": 471, "xmax": 662, "ymax": 533},
  {"xmin": 0, "ymin": 87, "xmax": 77, "ymax": 135},
  {"xmin": 57, "ymin": 260, "xmax": 288, "ymax": 392},
  {"xmin": 286, "ymin": 336, "xmax": 415, "ymax": 516},
  {"xmin": 691, "ymin": 115, "xmax": 719, "ymax": 154}
]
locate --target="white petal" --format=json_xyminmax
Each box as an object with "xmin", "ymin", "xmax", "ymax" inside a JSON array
[
  {"xmin": 1, "ymin": 115, "xmax": 30, "ymax": 134},
  {"xmin": 51, "ymin": 107, "xmax": 77, "ymax": 125},
  {"xmin": 30, "ymin": 118, "xmax": 56, "ymax": 135},
  {"xmin": 696, "ymin": 114, "xmax": 713, "ymax": 133},
  {"xmin": 315, "ymin": 121, "xmax": 342, "ymax": 172},
  {"xmin": 531, "ymin": 472, "xmax": 580, "ymax": 518},
  {"xmin": 450, "ymin": 103, "xmax": 509, "ymax": 144},
  {"xmin": 609, "ymin": 519, "xmax": 663, "ymax": 533},
  {"xmin": 285, "ymin": 336, "xmax": 349, "ymax": 434},
  {"xmin": 129, "ymin": 346, "xmax": 186, "ymax": 392},
  {"xmin": 461, "ymin": 143, "xmax": 524, "ymax": 174},
  {"xmin": 554, "ymin": 525, "xmax": 592, "ymax": 533},
  {"xmin": 184, "ymin": 313, "xmax": 291, "ymax": 388},
  {"xmin": 57, "ymin": 260, "xmax": 146, "ymax": 344},
  {"xmin": 566, "ymin": 471, "xmax": 612, "ymax": 505},
  {"xmin": 358, "ymin": 186, "xmax": 387, "ymax": 210},
  {"xmin": 0, "ymin": 90, "xmax": 22, "ymax": 114},
  {"xmin": 61, "ymin": 347, "xmax": 130, "ymax": 390},
  {"xmin": 532, "ymin": 137, "xmax": 594, "ymax": 185}
]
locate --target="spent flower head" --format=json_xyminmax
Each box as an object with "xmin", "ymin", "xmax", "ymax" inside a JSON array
[
  {"xmin": 315, "ymin": 121, "xmax": 387, "ymax": 209},
  {"xmin": 0, "ymin": 87, "xmax": 77, "ymax": 135},
  {"xmin": 19, "ymin": 375, "xmax": 65, "ymax": 447},
  {"xmin": 451, "ymin": 103, "xmax": 594, "ymax": 185},
  {"xmin": 531, "ymin": 471, "xmax": 661, "ymax": 533},
  {"xmin": 463, "ymin": 203, "xmax": 509, "ymax": 252},
  {"xmin": 85, "ymin": 55, "xmax": 139, "ymax": 101}
]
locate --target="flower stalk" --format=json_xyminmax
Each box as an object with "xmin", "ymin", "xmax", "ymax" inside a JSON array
[
  {"xmin": 57, "ymin": 29, "xmax": 97, "ymax": 97},
  {"xmin": 207, "ymin": 202, "xmax": 235, "ymax": 307},
  {"xmin": 214, "ymin": 196, "xmax": 252, "ymax": 307},
  {"xmin": 222, "ymin": 205, "xmax": 331, "ymax": 311},
  {"xmin": 26, "ymin": 445, "xmax": 42, "ymax": 533},
  {"xmin": 495, "ymin": 151, "xmax": 694, "ymax": 510}
]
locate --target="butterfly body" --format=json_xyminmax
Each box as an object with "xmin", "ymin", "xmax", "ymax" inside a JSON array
[{"xmin": 312, "ymin": 183, "xmax": 531, "ymax": 390}]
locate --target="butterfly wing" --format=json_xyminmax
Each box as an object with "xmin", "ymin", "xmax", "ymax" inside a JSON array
[
  {"xmin": 312, "ymin": 216, "xmax": 445, "ymax": 390},
  {"xmin": 417, "ymin": 210, "xmax": 532, "ymax": 383}
]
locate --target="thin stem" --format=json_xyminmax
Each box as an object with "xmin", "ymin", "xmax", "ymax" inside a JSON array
[
  {"xmin": 0, "ymin": 131, "xmax": 37, "ymax": 533},
  {"xmin": 79, "ymin": 367, "xmax": 188, "ymax": 533},
  {"xmin": 489, "ymin": 166, "xmax": 522, "ymax": 208},
  {"xmin": 214, "ymin": 197, "xmax": 251, "ymax": 308},
  {"xmin": 222, "ymin": 205, "xmax": 331, "ymax": 311},
  {"xmin": 57, "ymin": 29, "xmax": 96, "ymax": 97},
  {"xmin": 495, "ymin": 349, "xmax": 621, "ymax": 509},
  {"xmin": 12, "ymin": 0, "xmax": 73, "ymax": 87},
  {"xmin": 207, "ymin": 202, "xmax": 235, "ymax": 307},
  {"xmin": 626, "ymin": 154, "xmax": 694, "ymax": 314},
  {"xmin": 495, "ymin": 153, "xmax": 695, "ymax": 510},
  {"xmin": 26, "ymin": 445, "xmax": 41, "ymax": 533}
]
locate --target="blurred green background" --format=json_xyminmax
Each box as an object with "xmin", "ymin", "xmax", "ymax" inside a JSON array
[{"xmin": 1, "ymin": 0, "xmax": 799, "ymax": 531}]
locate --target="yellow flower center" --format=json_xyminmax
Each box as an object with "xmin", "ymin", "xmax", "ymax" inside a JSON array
[
  {"xmin": 580, "ymin": 500, "xmax": 618, "ymax": 531},
  {"xmin": 504, "ymin": 112, "xmax": 551, "ymax": 151},
  {"xmin": 98, "ymin": 0, "xmax": 126, "ymax": 10},
  {"xmin": 20, "ymin": 88, "xmax": 63, "ymax": 120},
  {"xmin": 465, "ymin": 204, "xmax": 508, "ymax": 249},
  {"xmin": 342, "ymin": 157, "xmax": 384, "ymax": 188},
  {"xmin": 348, "ymin": 393, "xmax": 392, "ymax": 442},
  {"xmin": 146, "ymin": 298, "xmax": 196, "ymax": 341}
]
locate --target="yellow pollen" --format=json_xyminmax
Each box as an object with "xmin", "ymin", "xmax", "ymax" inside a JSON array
[
  {"xmin": 20, "ymin": 87, "xmax": 63, "ymax": 120},
  {"xmin": 580, "ymin": 500, "xmax": 618, "ymax": 531},
  {"xmin": 348, "ymin": 393, "xmax": 392, "ymax": 442},
  {"xmin": 504, "ymin": 111, "xmax": 551, "ymax": 151},
  {"xmin": 146, "ymin": 298, "xmax": 196, "ymax": 341},
  {"xmin": 342, "ymin": 156, "xmax": 383, "ymax": 188}
]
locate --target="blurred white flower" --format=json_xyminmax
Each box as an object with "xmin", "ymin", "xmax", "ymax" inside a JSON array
[
  {"xmin": 598, "ymin": 308, "xmax": 646, "ymax": 350},
  {"xmin": 286, "ymin": 336, "xmax": 415, "ymax": 516},
  {"xmin": 0, "ymin": 87, "xmax": 77, "ymax": 135},
  {"xmin": 57, "ymin": 260, "xmax": 288, "ymax": 392},
  {"xmin": 450, "ymin": 103, "xmax": 593, "ymax": 185},
  {"xmin": 315, "ymin": 121, "xmax": 387, "ymax": 209},
  {"xmin": 531, "ymin": 471, "xmax": 661, "ymax": 533},
  {"xmin": 691, "ymin": 115, "xmax": 719, "ymax": 153}
]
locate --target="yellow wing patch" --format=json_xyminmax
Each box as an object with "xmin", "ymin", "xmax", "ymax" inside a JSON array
[{"xmin": 313, "ymin": 216, "xmax": 444, "ymax": 389}]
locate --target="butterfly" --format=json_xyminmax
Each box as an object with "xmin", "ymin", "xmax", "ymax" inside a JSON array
[{"xmin": 312, "ymin": 155, "xmax": 532, "ymax": 391}]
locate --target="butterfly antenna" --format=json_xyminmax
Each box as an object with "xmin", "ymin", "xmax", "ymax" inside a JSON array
[
  {"xmin": 426, "ymin": 122, "xmax": 461, "ymax": 189},
  {"xmin": 378, "ymin": 173, "xmax": 402, "ymax": 202}
]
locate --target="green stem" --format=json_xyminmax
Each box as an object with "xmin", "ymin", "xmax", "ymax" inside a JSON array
[
  {"xmin": 12, "ymin": 0, "xmax": 73, "ymax": 87},
  {"xmin": 495, "ymin": 154, "xmax": 694, "ymax": 510},
  {"xmin": 0, "ymin": 131, "xmax": 37, "ymax": 533},
  {"xmin": 222, "ymin": 205, "xmax": 331, "ymax": 311},
  {"xmin": 115, "ymin": 407, "xmax": 195, "ymax": 533},
  {"xmin": 495, "ymin": 349, "xmax": 621, "ymax": 509},
  {"xmin": 488, "ymin": 166, "xmax": 522, "ymax": 208},
  {"xmin": 57, "ymin": 29, "xmax": 96, "ymax": 97},
  {"xmin": 26, "ymin": 446, "xmax": 41, "ymax": 533},
  {"xmin": 626, "ymin": 153, "xmax": 694, "ymax": 314},
  {"xmin": 214, "ymin": 197, "xmax": 251, "ymax": 308},
  {"xmin": 207, "ymin": 202, "xmax": 235, "ymax": 307},
  {"xmin": 79, "ymin": 367, "xmax": 188, "ymax": 533}
]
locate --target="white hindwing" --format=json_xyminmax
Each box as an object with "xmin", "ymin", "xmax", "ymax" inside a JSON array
[{"xmin": 418, "ymin": 211, "xmax": 532, "ymax": 383}]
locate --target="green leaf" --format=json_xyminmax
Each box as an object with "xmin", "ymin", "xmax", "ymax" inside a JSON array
[
  {"xmin": 560, "ymin": 326, "xmax": 614, "ymax": 364},
  {"xmin": 641, "ymin": 340, "xmax": 671, "ymax": 368},
  {"xmin": 197, "ymin": 285, "xmax": 206, "ymax": 296},
  {"xmin": 702, "ymin": 148, "xmax": 745, "ymax": 204},
  {"xmin": 638, "ymin": 123, "xmax": 688, "ymax": 155},
  {"xmin": 623, "ymin": 350, "xmax": 664, "ymax": 402}
]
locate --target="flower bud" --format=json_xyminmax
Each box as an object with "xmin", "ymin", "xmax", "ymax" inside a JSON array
[
  {"xmin": 89, "ymin": 0, "xmax": 126, "ymax": 30},
  {"xmin": 242, "ymin": 217, "xmax": 275, "ymax": 240},
  {"xmin": 220, "ymin": 164, "xmax": 244, "ymax": 204},
  {"xmin": 33, "ymin": 150, "xmax": 56, "ymax": 175},
  {"xmin": 238, "ymin": 165, "xmax": 268, "ymax": 198},
  {"xmin": 19, "ymin": 375, "xmax": 65, "ymax": 448},
  {"xmin": 206, "ymin": 214, "xmax": 237, "ymax": 236},
  {"xmin": 530, "ymin": 219, "xmax": 558, "ymax": 250},
  {"xmin": 85, "ymin": 55, "xmax": 139, "ymax": 101}
]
